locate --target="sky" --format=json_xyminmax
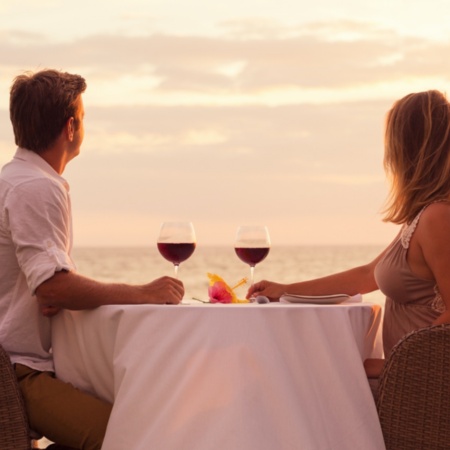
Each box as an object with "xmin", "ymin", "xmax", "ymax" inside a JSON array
[{"xmin": 1, "ymin": 0, "xmax": 450, "ymax": 247}]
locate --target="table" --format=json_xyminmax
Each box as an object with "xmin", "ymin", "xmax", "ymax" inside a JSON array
[{"xmin": 52, "ymin": 301, "xmax": 385, "ymax": 450}]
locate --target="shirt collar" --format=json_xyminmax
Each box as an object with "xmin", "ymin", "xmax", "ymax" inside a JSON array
[{"xmin": 14, "ymin": 147, "xmax": 70, "ymax": 191}]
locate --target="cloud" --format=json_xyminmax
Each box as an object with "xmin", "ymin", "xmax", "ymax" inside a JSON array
[
  {"xmin": 45, "ymin": 99, "xmax": 388, "ymax": 233},
  {"xmin": 77, "ymin": 100, "xmax": 386, "ymax": 163},
  {"xmin": 0, "ymin": 18, "xmax": 438, "ymax": 245},
  {"xmin": 1, "ymin": 98, "xmax": 387, "ymax": 179},
  {"xmin": 0, "ymin": 20, "xmax": 449, "ymax": 103}
]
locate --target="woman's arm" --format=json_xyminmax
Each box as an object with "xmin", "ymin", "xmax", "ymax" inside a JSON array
[
  {"xmin": 246, "ymin": 248, "xmax": 388, "ymax": 301},
  {"xmin": 414, "ymin": 202, "xmax": 450, "ymax": 325}
]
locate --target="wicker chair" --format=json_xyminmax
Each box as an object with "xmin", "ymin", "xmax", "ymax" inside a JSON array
[
  {"xmin": 376, "ymin": 323, "xmax": 450, "ymax": 450},
  {"xmin": 0, "ymin": 343, "xmax": 33, "ymax": 449}
]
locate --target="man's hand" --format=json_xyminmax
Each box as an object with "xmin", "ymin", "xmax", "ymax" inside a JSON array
[
  {"xmin": 36, "ymin": 270, "xmax": 185, "ymax": 310},
  {"xmin": 139, "ymin": 276, "xmax": 185, "ymax": 304}
]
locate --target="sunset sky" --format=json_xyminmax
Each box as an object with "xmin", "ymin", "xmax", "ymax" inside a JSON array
[{"xmin": 1, "ymin": 0, "xmax": 449, "ymax": 247}]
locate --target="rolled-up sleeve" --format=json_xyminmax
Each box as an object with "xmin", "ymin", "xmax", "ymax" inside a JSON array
[{"xmin": 5, "ymin": 177, "xmax": 75, "ymax": 294}]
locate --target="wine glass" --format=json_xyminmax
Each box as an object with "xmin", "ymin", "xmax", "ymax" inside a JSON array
[
  {"xmin": 157, "ymin": 222, "xmax": 196, "ymax": 278},
  {"xmin": 234, "ymin": 225, "xmax": 271, "ymax": 287}
]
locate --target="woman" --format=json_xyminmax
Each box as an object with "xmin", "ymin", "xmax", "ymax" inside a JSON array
[{"xmin": 247, "ymin": 90, "xmax": 450, "ymax": 380}]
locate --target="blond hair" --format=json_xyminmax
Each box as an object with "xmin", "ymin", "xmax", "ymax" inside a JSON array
[{"xmin": 383, "ymin": 90, "xmax": 450, "ymax": 224}]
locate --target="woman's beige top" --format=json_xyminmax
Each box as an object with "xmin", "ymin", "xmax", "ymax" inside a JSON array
[{"xmin": 374, "ymin": 205, "xmax": 445, "ymax": 356}]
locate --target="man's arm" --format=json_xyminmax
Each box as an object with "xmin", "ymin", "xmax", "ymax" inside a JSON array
[{"xmin": 35, "ymin": 270, "xmax": 184, "ymax": 312}]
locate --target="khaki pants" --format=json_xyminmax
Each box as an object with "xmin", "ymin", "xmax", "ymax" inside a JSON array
[{"xmin": 15, "ymin": 364, "xmax": 112, "ymax": 450}]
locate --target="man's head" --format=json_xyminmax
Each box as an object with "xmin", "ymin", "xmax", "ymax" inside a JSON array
[{"xmin": 9, "ymin": 69, "xmax": 86, "ymax": 154}]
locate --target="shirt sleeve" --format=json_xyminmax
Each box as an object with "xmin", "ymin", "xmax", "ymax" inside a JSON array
[{"xmin": 5, "ymin": 177, "xmax": 76, "ymax": 294}]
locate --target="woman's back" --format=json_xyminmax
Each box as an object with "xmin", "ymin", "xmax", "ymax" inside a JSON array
[{"xmin": 375, "ymin": 203, "xmax": 446, "ymax": 355}]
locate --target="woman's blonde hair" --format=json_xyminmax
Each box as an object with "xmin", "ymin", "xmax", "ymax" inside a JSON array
[{"xmin": 383, "ymin": 90, "xmax": 450, "ymax": 224}]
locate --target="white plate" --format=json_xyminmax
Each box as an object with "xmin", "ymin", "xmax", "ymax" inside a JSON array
[{"xmin": 280, "ymin": 293, "xmax": 361, "ymax": 304}]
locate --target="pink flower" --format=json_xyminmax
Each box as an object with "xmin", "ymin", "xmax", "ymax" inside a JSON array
[
  {"xmin": 208, "ymin": 281, "xmax": 233, "ymax": 303},
  {"xmin": 207, "ymin": 273, "xmax": 249, "ymax": 304}
]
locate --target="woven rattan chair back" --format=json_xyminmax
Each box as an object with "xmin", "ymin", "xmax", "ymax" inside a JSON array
[
  {"xmin": 0, "ymin": 343, "xmax": 31, "ymax": 450},
  {"xmin": 376, "ymin": 323, "xmax": 450, "ymax": 450}
]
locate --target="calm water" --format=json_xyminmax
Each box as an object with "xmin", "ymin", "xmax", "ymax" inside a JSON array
[{"xmin": 72, "ymin": 245, "xmax": 386, "ymax": 306}]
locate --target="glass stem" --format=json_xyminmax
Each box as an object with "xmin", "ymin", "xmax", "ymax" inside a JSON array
[
  {"xmin": 250, "ymin": 265, "xmax": 255, "ymax": 286},
  {"xmin": 174, "ymin": 264, "xmax": 179, "ymax": 279}
]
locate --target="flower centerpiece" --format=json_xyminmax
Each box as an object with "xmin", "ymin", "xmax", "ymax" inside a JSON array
[{"xmin": 207, "ymin": 273, "xmax": 249, "ymax": 303}]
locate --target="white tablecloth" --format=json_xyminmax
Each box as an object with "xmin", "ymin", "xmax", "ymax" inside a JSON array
[{"xmin": 52, "ymin": 302, "xmax": 385, "ymax": 450}]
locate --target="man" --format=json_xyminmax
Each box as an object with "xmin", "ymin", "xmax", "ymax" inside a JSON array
[{"xmin": 0, "ymin": 69, "xmax": 184, "ymax": 449}]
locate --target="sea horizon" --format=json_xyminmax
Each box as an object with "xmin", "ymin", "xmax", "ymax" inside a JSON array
[{"xmin": 71, "ymin": 244, "xmax": 386, "ymax": 307}]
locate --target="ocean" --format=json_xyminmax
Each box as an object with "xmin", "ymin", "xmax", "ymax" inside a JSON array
[{"xmin": 71, "ymin": 245, "xmax": 386, "ymax": 306}]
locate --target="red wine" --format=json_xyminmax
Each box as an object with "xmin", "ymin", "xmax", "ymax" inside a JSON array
[
  {"xmin": 235, "ymin": 247, "xmax": 269, "ymax": 266},
  {"xmin": 157, "ymin": 242, "xmax": 196, "ymax": 265}
]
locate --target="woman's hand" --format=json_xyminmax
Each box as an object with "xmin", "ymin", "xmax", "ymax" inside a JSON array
[
  {"xmin": 363, "ymin": 358, "xmax": 385, "ymax": 378},
  {"xmin": 246, "ymin": 280, "xmax": 288, "ymax": 301}
]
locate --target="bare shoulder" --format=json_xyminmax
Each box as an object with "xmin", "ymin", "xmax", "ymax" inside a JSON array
[
  {"xmin": 420, "ymin": 202, "xmax": 450, "ymax": 227},
  {"xmin": 414, "ymin": 202, "xmax": 450, "ymax": 280},
  {"xmin": 417, "ymin": 202, "xmax": 450, "ymax": 243}
]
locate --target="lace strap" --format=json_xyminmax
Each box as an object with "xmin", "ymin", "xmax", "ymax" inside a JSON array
[
  {"xmin": 401, "ymin": 200, "xmax": 448, "ymax": 249},
  {"xmin": 401, "ymin": 206, "xmax": 428, "ymax": 249}
]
